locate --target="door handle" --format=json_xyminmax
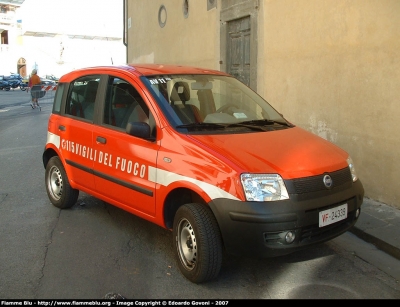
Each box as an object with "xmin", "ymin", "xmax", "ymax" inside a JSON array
[
  {"xmin": 58, "ymin": 125, "xmax": 66, "ymax": 131},
  {"xmin": 96, "ymin": 136, "xmax": 106, "ymax": 144}
]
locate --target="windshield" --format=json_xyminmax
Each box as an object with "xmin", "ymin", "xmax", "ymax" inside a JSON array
[{"xmin": 141, "ymin": 74, "xmax": 292, "ymax": 133}]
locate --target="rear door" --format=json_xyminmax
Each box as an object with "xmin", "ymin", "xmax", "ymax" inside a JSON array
[
  {"xmin": 92, "ymin": 74, "xmax": 159, "ymax": 216},
  {"xmin": 57, "ymin": 74, "xmax": 102, "ymax": 192}
]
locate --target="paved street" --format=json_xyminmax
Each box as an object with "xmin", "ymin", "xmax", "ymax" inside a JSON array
[{"xmin": 0, "ymin": 89, "xmax": 399, "ymax": 299}]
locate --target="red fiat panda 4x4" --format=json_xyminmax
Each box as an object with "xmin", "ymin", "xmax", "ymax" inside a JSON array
[{"xmin": 43, "ymin": 64, "xmax": 364, "ymax": 283}]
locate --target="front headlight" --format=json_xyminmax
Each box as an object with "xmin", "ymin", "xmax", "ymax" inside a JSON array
[
  {"xmin": 240, "ymin": 174, "xmax": 289, "ymax": 201},
  {"xmin": 347, "ymin": 157, "xmax": 358, "ymax": 182}
]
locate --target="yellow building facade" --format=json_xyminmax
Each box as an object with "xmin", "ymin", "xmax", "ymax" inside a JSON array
[{"xmin": 125, "ymin": 0, "xmax": 400, "ymax": 209}]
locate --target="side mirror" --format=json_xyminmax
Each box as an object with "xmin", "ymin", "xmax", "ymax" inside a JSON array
[{"xmin": 126, "ymin": 122, "xmax": 152, "ymax": 139}]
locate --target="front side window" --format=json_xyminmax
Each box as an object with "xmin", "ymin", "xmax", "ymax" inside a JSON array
[
  {"xmin": 103, "ymin": 76, "xmax": 156, "ymax": 138},
  {"xmin": 65, "ymin": 75, "xmax": 101, "ymax": 121}
]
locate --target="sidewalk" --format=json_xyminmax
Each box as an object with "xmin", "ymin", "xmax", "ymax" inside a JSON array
[{"xmin": 350, "ymin": 197, "xmax": 400, "ymax": 260}]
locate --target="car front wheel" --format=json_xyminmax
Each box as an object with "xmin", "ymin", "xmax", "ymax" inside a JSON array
[
  {"xmin": 173, "ymin": 203, "xmax": 223, "ymax": 283},
  {"xmin": 45, "ymin": 156, "xmax": 79, "ymax": 209}
]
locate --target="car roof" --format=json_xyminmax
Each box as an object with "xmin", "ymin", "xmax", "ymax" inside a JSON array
[{"xmin": 58, "ymin": 64, "xmax": 230, "ymax": 83}]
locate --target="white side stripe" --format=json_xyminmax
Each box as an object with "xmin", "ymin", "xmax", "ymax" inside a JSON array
[
  {"xmin": 45, "ymin": 135, "xmax": 239, "ymax": 201},
  {"xmin": 149, "ymin": 166, "xmax": 240, "ymax": 201},
  {"xmin": 47, "ymin": 132, "xmax": 60, "ymax": 149}
]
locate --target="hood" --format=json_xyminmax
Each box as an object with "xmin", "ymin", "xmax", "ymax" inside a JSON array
[{"xmin": 189, "ymin": 127, "xmax": 349, "ymax": 179}]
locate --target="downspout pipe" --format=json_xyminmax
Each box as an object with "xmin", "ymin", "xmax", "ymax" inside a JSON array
[{"xmin": 123, "ymin": 0, "xmax": 128, "ymax": 63}]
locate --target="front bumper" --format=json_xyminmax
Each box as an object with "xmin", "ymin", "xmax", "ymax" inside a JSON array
[{"xmin": 209, "ymin": 179, "xmax": 364, "ymax": 258}]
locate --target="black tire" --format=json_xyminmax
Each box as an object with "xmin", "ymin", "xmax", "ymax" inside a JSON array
[
  {"xmin": 45, "ymin": 156, "xmax": 79, "ymax": 209},
  {"xmin": 173, "ymin": 203, "xmax": 223, "ymax": 283}
]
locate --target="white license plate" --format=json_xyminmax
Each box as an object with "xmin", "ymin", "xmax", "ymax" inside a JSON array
[{"xmin": 319, "ymin": 203, "xmax": 348, "ymax": 227}]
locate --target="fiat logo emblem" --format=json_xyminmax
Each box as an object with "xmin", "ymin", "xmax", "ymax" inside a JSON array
[{"xmin": 323, "ymin": 174, "xmax": 333, "ymax": 188}]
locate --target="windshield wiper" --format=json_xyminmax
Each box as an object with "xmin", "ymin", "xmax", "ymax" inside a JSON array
[
  {"xmin": 176, "ymin": 122, "xmax": 226, "ymax": 129},
  {"xmin": 176, "ymin": 119, "xmax": 293, "ymax": 131},
  {"xmin": 239, "ymin": 119, "xmax": 293, "ymax": 127},
  {"xmin": 223, "ymin": 122, "xmax": 267, "ymax": 131},
  {"xmin": 177, "ymin": 122, "xmax": 264, "ymax": 131}
]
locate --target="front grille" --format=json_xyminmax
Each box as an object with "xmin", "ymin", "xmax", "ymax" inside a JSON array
[
  {"xmin": 263, "ymin": 198, "xmax": 358, "ymax": 247},
  {"xmin": 299, "ymin": 211, "xmax": 355, "ymax": 243},
  {"xmin": 263, "ymin": 211, "xmax": 356, "ymax": 247},
  {"xmin": 289, "ymin": 167, "xmax": 352, "ymax": 194}
]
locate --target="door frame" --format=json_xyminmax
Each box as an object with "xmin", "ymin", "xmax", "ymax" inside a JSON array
[{"xmin": 220, "ymin": 0, "xmax": 259, "ymax": 91}]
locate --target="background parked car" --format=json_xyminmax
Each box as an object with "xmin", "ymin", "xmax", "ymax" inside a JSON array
[
  {"xmin": 22, "ymin": 76, "xmax": 29, "ymax": 85},
  {"xmin": 4, "ymin": 74, "xmax": 25, "ymax": 90},
  {"xmin": 20, "ymin": 75, "xmax": 58, "ymax": 86},
  {"xmin": 40, "ymin": 77, "xmax": 57, "ymax": 85},
  {"xmin": 0, "ymin": 75, "xmax": 11, "ymax": 91},
  {"xmin": 44, "ymin": 74, "xmax": 59, "ymax": 83}
]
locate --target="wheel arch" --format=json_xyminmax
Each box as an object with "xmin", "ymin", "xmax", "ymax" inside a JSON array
[
  {"xmin": 42, "ymin": 148, "xmax": 58, "ymax": 169},
  {"xmin": 163, "ymin": 187, "xmax": 209, "ymax": 230}
]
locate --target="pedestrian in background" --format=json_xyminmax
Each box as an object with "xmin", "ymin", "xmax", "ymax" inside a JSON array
[{"xmin": 29, "ymin": 69, "xmax": 41, "ymax": 109}]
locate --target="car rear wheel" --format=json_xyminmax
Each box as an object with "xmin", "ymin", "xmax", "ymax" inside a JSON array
[
  {"xmin": 45, "ymin": 156, "xmax": 79, "ymax": 209},
  {"xmin": 173, "ymin": 203, "xmax": 222, "ymax": 283}
]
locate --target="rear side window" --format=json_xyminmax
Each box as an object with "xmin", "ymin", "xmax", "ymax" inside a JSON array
[
  {"xmin": 52, "ymin": 82, "xmax": 65, "ymax": 114},
  {"xmin": 65, "ymin": 75, "xmax": 101, "ymax": 121}
]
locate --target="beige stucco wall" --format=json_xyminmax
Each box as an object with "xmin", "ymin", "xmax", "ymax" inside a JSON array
[
  {"xmin": 257, "ymin": 0, "xmax": 400, "ymax": 208},
  {"xmin": 127, "ymin": 0, "xmax": 400, "ymax": 209},
  {"xmin": 127, "ymin": 0, "xmax": 219, "ymax": 68}
]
